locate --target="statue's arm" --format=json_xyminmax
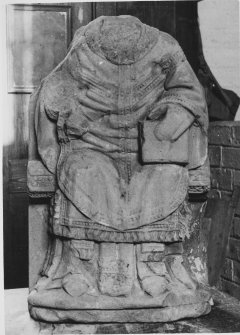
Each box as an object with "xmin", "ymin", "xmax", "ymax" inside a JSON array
[
  {"xmin": 34, "ymin": 87, "xmax": 60, "ymax": 175},
  {"xmin": 147, "ymin": 37, "xmax": 210, "ymax": 192},
  {"xmin": 149, "ymin": 38, "xmax": 208, "ymax": 142}
]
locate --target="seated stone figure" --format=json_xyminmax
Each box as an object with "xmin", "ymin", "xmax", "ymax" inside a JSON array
[{"xmin": 28, "ymin": 15, "xmax": 212, "ymax": 323}]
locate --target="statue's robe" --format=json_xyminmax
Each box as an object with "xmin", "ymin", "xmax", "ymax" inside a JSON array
[{"xmin": 31, "ymin": 16, "xmax": 209, "ymax": 243}]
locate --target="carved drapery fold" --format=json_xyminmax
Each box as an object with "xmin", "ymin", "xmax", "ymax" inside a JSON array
[{"xmin": 28, "ymin": 15, "xmax": 212, "ymax": 324}]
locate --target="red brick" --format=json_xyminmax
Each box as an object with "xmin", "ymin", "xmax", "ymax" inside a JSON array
[
  {"xmin": 221, "ymin": 278, "xmax": 240, "ymax": 300},
  {"xmin": 219, "ymin": 190, "xmax": 232, "ymax": 201},
  {"xmin": 232, "ymin": 122, "xmax": 240, "ymax": 147},
  {"xmin": 209, "ymin": 146, "xmax": 222, "ymax": 167},
  {"xmin": 210, "ymin": 168, "xmax": 233, "ymax": 191},
  {"xmin": 227, "ymin": 238, "xmax": 240, "ymax": 262},
  {"xmin": 230, "ymin": 225, "xmax": 234, "ymax": 237},
  {"xmin": 232, "ymin": 217, "xmax": 240, "ymax": 239},
  {"xmin": 232, "ymin": 259, "xmax": 240, "ymax": 284},
  {"xmin": 236, "ymin": 198, "xmax": 240, "ymax": 216},
  {"xmin": 207, "ymin": 189, "xmax": 221, "ymax": 199},
  {"xmin": 233, "ymin": 170, "xmax": 240, "ymax": 186},
  {"xmin": 222, "ymin": 147, "xmax": 240, "ymax": 169},
  {"xmin": 208, "ymin": 124, "xmax": 233, "ymax": 146},
  {"xmin": 207, "ymin": 189, "xmax": 232, "ymax": 201},
  {"xmin": 221, "ymin": 258, "xmax": 233, "ymax": 281}
]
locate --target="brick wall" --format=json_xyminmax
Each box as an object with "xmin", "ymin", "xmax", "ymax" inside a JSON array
[{"xmin": 208, "ymin": 121, "xmax": 240, "ymax": 299}]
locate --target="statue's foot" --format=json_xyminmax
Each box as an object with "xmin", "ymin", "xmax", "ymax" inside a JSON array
[{"xmin": 29, "ymin": 239, "xmax": 212, "ymax": 323}]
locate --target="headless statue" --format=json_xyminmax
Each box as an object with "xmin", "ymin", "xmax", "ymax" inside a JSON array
[{"xmin": 28, "ymin": 15, "xmax": 212, "ymax": 323}]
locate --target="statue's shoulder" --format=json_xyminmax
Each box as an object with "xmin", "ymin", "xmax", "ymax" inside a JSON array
[
  {"xmin": 70, "ymin": 26, "xmax": 86, "ymax": 49},
  {"xmin": 158, "ymin": 31, "xmax": 179, "ymax": 48}
]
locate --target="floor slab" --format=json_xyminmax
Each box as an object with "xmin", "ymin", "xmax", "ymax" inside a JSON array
[{"xmin": 4, "ymin": 287, "xmax": 240, "ymax": 334}]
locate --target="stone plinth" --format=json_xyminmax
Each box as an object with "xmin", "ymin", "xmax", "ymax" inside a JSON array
[{"xmin": 4, "ymin": 288, "xmax": 240, "ymax": 334}]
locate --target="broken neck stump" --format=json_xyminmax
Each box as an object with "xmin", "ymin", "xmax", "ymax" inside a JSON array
[{"xmin": 28, "ymin": 15, "xmax": 212, "ymax": 324}]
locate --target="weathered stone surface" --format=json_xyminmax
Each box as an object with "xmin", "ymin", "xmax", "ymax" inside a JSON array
[
  {"xmin": 50, "ymin": 290, "xmax": 238, "ymax": 332},
  {"xmin": 39, "ymin": 323, "xmax": 97, "ymax": 334},
  {"xmin": 30, "ymin": 302, "xmax": 211, "ymax": 323},
  {"xmin": 6, "ymin": 288, "xmax": 240, "ymax": 334},
  {"xmin": 98, "ymin": 243, "xmax": 135, "ymax": 296},
  {"xmin": 28, "ymin": 160, "xmax": 56, "ymax": 196},
  {"xmin": 28, "ymin": 238, "xmax": 211, "ymax": 312},
  {"xmin": 28, "ymin": 15, "xmax": 211, "ymax": 325},
  {"xmin": 29, "ymin": 203, "xmax": 49, "ymax": 289},
  {"xmin": 183, "ymin": 204, "xmax": 211, "ymax": 286},
  {"xmin": 140, "ymin": 120, "xmax": 189, "ymax": 164}
]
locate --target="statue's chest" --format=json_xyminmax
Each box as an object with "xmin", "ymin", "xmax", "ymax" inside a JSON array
[{"xmin": 78, "ymin": 48, "xmax": 164, "ymax": 113}]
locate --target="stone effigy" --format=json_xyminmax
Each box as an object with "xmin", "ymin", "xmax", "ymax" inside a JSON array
[{"xmin": 28, "ymin": 15, "xmax": 212, "ymax": 323}]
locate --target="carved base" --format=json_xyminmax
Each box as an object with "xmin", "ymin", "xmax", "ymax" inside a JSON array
[
  {"xmin": 28, "ymin": 238, "xmax": 212, "ymax": 323},
  {"xmin": 30, "ymin": 302, "xmax": 211, "ymax": 323}
]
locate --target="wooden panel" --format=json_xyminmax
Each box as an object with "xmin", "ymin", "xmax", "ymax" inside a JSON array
[
  {"xmin": 7, "ymin": 4, "xmax": 72, "ymax": 93},
  {"xmin": 3, "ymin": 96, "xmax": 29, "ymax": 289},
  {"xmin": 94, "ymin": 1, "xmax": 176, "ymax": 36},
  {"xmin": 95, "ymin": 2, "xmax": 117, "ymax": 17},
  {"xmin": 8, "ymin": 159, "xmax": 28, "ymax": 193},
  {"xmin": 175, "ymin": 1, "xmax": 199, "ymax": 73},
  {"xmin": 116, "ymin": 1, "xmax": 176, "ymax": 37},
  {"xmin": 3, "ymin": 2, "xmax": 75, "ymax": 289},
  {"xmin": 71, "ymin": 2, "xmax": 93, "ymax": 33},
  {"xmin": 114, "ymin": 1, "xmax": 200, "ymax": 72},
  {"xmin": 6, "ymin": 94, "xmax": 30, "ymax": 160},
  {"xmin": 4, "ymin": 192, "xmax": 29, "ymax": 289}
]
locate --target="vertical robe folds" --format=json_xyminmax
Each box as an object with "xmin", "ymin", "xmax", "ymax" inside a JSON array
[{"xmin": 32, "ymin": 15, "xmax": 209, "ymax": 243}]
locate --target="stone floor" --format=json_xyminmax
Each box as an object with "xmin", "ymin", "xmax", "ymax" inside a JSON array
[{"xmin": 4, "ymin": 287, "xmax": 240, "ymax": 334}]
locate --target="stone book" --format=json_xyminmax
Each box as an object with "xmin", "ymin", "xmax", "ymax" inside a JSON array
[{"xmin": 139, "ymin": 120, "xmax": 189, "ymax": 164}]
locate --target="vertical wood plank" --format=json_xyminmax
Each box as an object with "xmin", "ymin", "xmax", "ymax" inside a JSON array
[
  {"xmin": 175, "ymin": 1, "xmax": 199, "ymax": 73},
  {"xmin": 4, "ymin": 2, "xmax": 79, "ymax": 289},
  {"xmin": 116, "ymin": 1, "xmax": 176, "ymax": 37},
  {"xmin": 71, "ymin": 2, "xmax": 93, "ymax": 35},
  {"xmin": 4, "ymin": 94, "xmax": 30, "ymax": 289},
  {"xmin": 95, "ymin": 2, "xmax": 117, "ymax": 17},
  {"xmin": 5, "ymin": 193, "xmax": 29, "ymax": 288}
]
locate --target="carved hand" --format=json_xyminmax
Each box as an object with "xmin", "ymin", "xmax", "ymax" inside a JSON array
[{"xmin": 153, "ymin": 109, "xmax": 195, "ymax": 142}]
